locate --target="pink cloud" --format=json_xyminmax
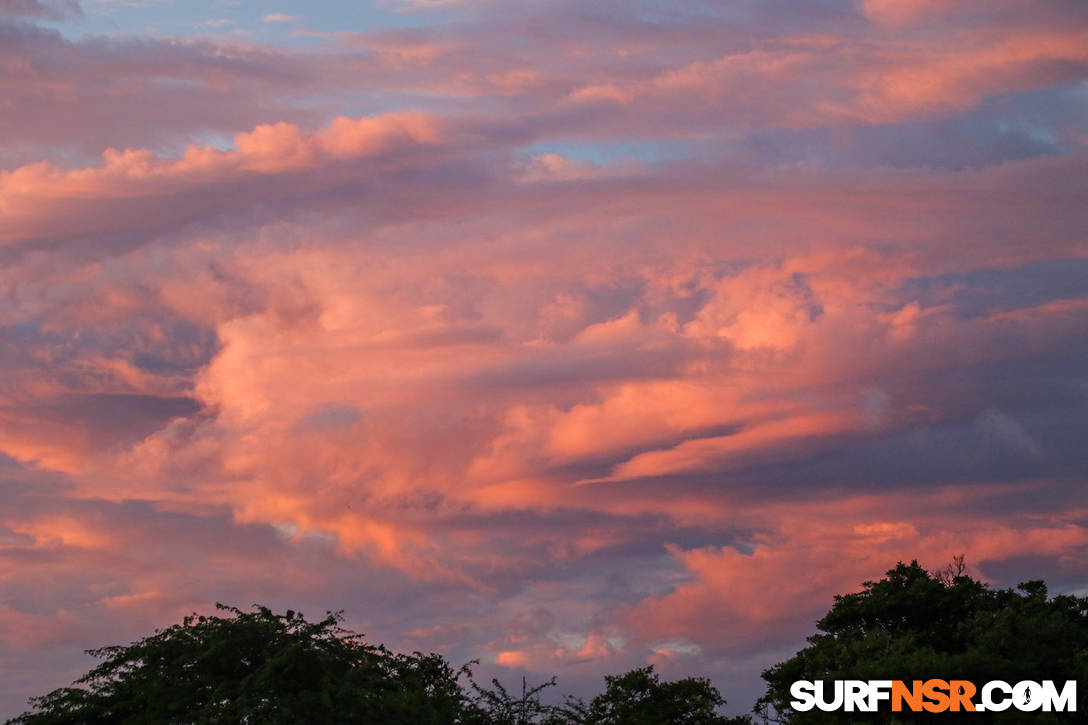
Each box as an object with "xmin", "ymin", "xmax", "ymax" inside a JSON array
[
  {"xmin": 624, "ymin": 487, "xmax": 1088, "ymax": 654},
  {"xmin": 0, "ymin": 111, "xmax": 445, "ymax": 250},
  {"xmin": 2, "ymin": 0, "xmax": 1088, "ymax": 716}
]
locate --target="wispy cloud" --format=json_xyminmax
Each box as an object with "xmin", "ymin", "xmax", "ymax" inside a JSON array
[{"xmin": 2, "ymin": 0, "xmax": 1087, "ymax": 717}]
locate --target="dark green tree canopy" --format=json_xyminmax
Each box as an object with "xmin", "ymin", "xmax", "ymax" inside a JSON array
[
  {"xmin": 756, "ymin": 559, "xmax": 1088, "ymax": 723},
  {"xmin": 582, "ymin": 666, "xmax": 745, "ymax": 725},
  {"xmin": 9, "ymin": 604, "xmax": 748, "ymax": 725},
  {"xmin": 9, "ymin": 604, "xmax": 469, "ymax": 725},
  {"xmin": 21, "ymin": 560, "xmax": 1080, "ymax": 725}
]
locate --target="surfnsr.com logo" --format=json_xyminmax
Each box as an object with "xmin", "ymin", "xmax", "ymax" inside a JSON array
[{"xmin": 790, "ymin": 680, "xmax": 1076, "ymax": 713}]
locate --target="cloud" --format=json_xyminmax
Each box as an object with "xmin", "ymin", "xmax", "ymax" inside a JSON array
[
  {"xmin": 0, "ymin": 20, "xmax": 332, "ymax": 168},
  {"xmin": 0, "ymin": 111, "xmax": 445, "ymax": 254},
  {"xmin": 624, "ymin": 486, "xmax": 1088, "ymax": 655},
  {"xmin": 0, "ymin": 0, "xmax": 80, "ymax": 20},
  {"xmin": 2, "ymin": 0, "xmax": 1088, "ymax": 717}
]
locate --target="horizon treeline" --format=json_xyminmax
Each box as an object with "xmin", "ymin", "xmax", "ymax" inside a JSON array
[{"xmin": 10, "ymin": 560, "xmax": 1088, "ymax": 724}]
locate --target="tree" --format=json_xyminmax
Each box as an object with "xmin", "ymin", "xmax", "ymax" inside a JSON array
[
  {"xmin": 756, "ymin": 560, "xmax": 1088, "ymax": 723},
  {"xmin": 580, "ymin": 666, "xmax": 751, "ymax": 725},
  {"xmin": 8, "ymin": 604, "xmax": 470, "ymax": 725},
  {"xmin": 464, "ymin": 675, "xmax": 574, "ymax": 725},
  {"xmin": 467, "ymin": 665, "xmax": 751, "ymax": 725},
  {"xmin": 9, "ymin": 604, "xmax": 750, "ymax": 724}
]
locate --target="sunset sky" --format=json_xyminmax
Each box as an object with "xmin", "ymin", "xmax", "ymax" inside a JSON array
[{"xmin": 2, "ymin": 0, "xmax": 1088, "ymax": 716}]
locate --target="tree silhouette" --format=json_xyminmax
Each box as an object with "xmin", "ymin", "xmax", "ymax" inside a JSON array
[
  {"xmin": 756, "ymin": 560, "xmax": 1088, "ymax": 723},
  {"xmin": 581, "ymin": 666, "xmax": 750, "ymax": 725},
  {"xmin": 464, "ymin": 666, "xmax": 751, "ymax": 724},
  {"xmin": 9, "ymin": 604, "xmax": 749, "ymax": 724},
  {"xmin": 8, "ymin": 604, "xmax": 469, "ymax": 724}
]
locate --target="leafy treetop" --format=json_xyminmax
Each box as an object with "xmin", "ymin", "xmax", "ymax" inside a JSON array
[
  {"xmin": 9, "ymin": 603, "xmax": 749, "ymax": 725},
  {"xmin": 756, "ymin": 559, "xmax": 1088, "ymax": 723}
]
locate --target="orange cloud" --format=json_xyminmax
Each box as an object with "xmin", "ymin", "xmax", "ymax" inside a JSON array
[
  {"xmin": 0, "ymin": 112, "xmax": 445, "ymax": 247},
  {"xmin": 3, "ymin": 1, "xmax": 1088, "ymax": 714},
  {"xmin": 624, "ymin": 486, "xmax": 1088, "ymax": 653}
]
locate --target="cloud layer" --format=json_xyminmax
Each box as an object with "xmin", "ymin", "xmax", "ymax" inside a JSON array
[{"xmin": 2, "ymin": 0, "xmax": 1087, "ymax": 716}]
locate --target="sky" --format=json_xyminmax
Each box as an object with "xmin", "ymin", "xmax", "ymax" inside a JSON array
[{"xmin": 1, "ymin": 0, "xmax": 1087, "ymax": 716}]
